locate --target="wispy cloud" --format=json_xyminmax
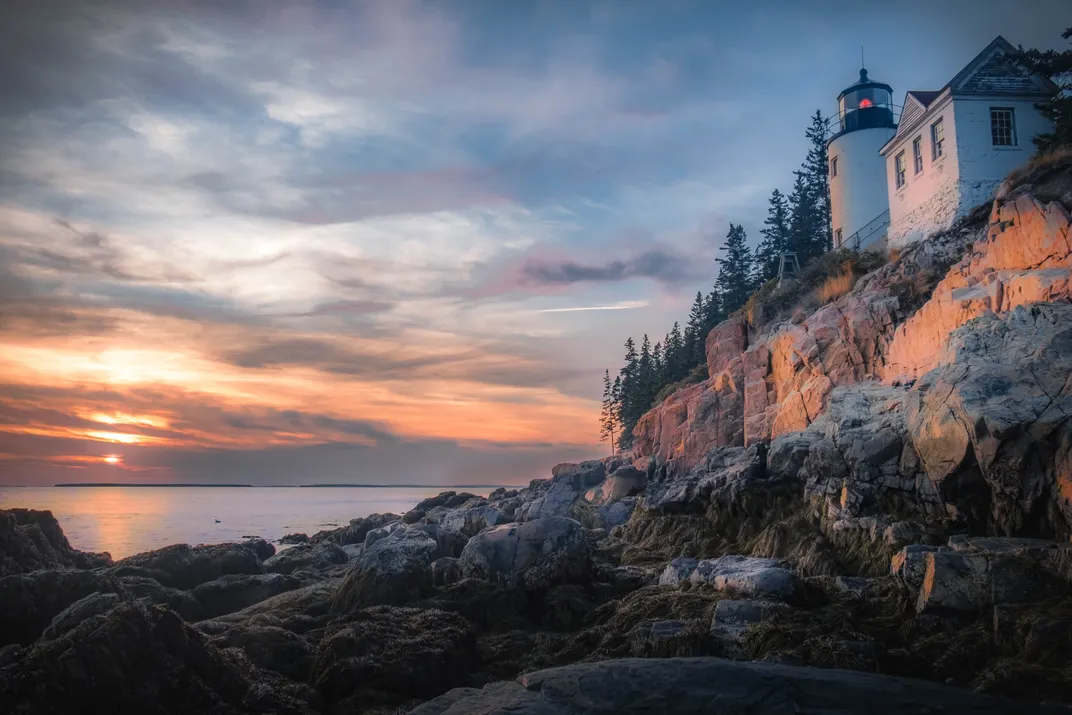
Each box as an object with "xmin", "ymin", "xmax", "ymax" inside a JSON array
[{"xmin": 537, "ymin": 301, "xmax": 649, "ymax": 313}]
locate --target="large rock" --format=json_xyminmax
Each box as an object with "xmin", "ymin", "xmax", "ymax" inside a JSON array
[
  {"xmin": 117, "ymin": 575, "xmax": 203, "ymax": 620},
  {"xmin": 191, "ymin": 573, "xmax": 303, "ymax": 619},
  {"xmin": 0, "ymin": 599, "xmax": 311, "ymax": 714},
  {"xmin": 407, "ymin": 656, "xmax": 1068, "ymax": 714},
  {"xmin": 585, "ymin": 466, "xmax": 646, "ymax": 506},
  {"xmin": 914, "ymin": 537, "xmax": 1069, "ymax": 613},
  {"xmin": 885, "ymin": 193, "xmax": 1072, "ymax": 382},
  {"xmin": 332, "ymin": 526, "xmax": 443, "ymax": 612},
  {"xmin": 115, "ymin": 541, "xmax": 264, "ymax": 589},
  {"xmin": 0, "ymin": 569, "xmax": 123, "ymax": 646},
  {"xmin": 459, "ymin": 517, "xmax": 591, "ymax": 592},
  {"xmin": 642, "ymin": 444, "xmax": 770, "ymax": 514},
  {"xmin": 310, "ymin": 512, "xmax": 400, "ymax": 546},
  {"xmin": 905, "ymin": 303, "xmax": 1072, "ymax": 536},
  {"xmin": 658, "ymin": 555, "xmax": 796, "ymax": 601},
  {"xmin": 769, "ymin": 384, "xmax": 936, "ymax": 521},
  {"xmin": 0, "ymin": 508, "xmax": 111, "ymax": 577},
  {"xmin": 262, "ymin": 542, "xmax": 349, "ymax": 575},
  {"xmin": 209, "ymin": 624, "xmax": 314, "ymax": 681},
  {"xmin": 312, "ymin": 606, "xmax": 478, "ymax": 710},
  {"xmin": 40, "ymin": 592, "xmax": 123, "ymax": 641}
]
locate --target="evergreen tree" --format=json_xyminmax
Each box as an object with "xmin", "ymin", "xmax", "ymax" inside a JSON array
[
  {"xmin": 683, "ymin": 291, "xmax": 707, "ymax": 367},
  {"xmin": 1016, "ymin": 28, "xmax": 1072, "ymax": 154},
  {"xmin": 599, "ymin": 369, "xmax": 620, "ymax": 453},
  {"xmin": 617, "ymin": 337, "xmax": 640, "ymax": 448},
  {"xmin": 754, "ymin": 189, "xmax": 790, "ymax": 282},
  {"xmin": 665, "ymin": 322, "xmax": 685, "ymax": 382},
  {"xmin": 716, "ymin": 223, "xmax": 754, "ymax": 313},
  {"xmin": 638, "ymin": 334, "xmax": 654, "ymax": 408},
  {"xmin": 652, "ymin": 341, "xmax": 664, "ymax": 392},
  {"xmin": 702, "ymin": 289, "xmax": 723, "ymax": 337},
  {"xmin": 786, "ymin": 170, "xmax": 818, "ymax": 262},
  {"xmin": 804, "ymin": 109, "xmax": 832, "ymax": 254}
]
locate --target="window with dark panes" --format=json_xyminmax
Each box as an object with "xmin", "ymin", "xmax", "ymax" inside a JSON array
[
  {"xmin": 895, "ymin": 151, "xmax": 906, "ymax": 189},
  {"xmin": 990, "ymin": 108, "xmax": 1016, "ymax": 146}
]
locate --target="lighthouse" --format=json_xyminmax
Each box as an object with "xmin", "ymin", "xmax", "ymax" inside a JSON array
[{"xmin": 827, "ymin": 68, "xmax": 897, "ymax": 251}]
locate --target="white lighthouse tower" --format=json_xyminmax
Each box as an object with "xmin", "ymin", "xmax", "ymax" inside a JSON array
[{"xmin": 827, "ymin": 68, "xmax": 897, "ymax": 251}]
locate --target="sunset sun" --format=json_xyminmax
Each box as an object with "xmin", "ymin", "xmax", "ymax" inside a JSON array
[{"xmin": 103, "ymin": 455, "xmax": 120, "ymax": 465}]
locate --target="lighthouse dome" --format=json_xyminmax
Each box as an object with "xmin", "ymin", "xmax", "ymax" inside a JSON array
[{"xmin": 833, "ymin": 68, "xmax": 896, "ymax": 138}]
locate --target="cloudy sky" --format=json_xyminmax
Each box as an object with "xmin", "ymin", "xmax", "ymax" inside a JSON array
[{"xmin": 0, "ymin": 0, "xmax": 1065, "ymax": 486}]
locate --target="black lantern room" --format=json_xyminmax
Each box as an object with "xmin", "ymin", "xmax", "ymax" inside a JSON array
[{"xmin": 833, "ymin": 68, "xmax": 896, "ymax": 138}]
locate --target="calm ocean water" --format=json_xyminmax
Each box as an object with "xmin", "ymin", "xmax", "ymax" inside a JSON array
[{"xmin": 0, "ymin": 486, "xmax": 491, "ymax": 559}]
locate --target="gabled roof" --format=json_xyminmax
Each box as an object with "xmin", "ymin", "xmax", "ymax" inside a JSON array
[
  {"xmin": 881, "ymin": 36, "xmax": 1058, "ymax": 155},
  {"xmin": 907, "ymin": 90, "xmax": 941, "ymax": 108},
  {"xmin": 947, "ymin": 35, "xmax": 1057, "ymax": 97}
]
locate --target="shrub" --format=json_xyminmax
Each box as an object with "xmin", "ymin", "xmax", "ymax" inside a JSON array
[{"xmin": 816, "ymin": 264, "xmax": 854, "ymax": 304}]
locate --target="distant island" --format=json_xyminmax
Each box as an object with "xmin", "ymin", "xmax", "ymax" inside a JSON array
[
  {"xmin": 54, "ymin": 483, "xmax": 255, "ymax": 488},
  {"xmin": 51, "ymin": 483, "xmax": 509, "ymax": 489}
]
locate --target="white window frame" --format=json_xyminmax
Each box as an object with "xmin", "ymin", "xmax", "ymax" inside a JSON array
[
  {"xmin": 912, "ymin": 136, "xmax": 923, "ymax": 174},
  {"xmin": 895, "ymin": 151, "xmax": 906, "ymax": 189},
  {"xmin": 931, "ymin": 118, "xmax": 945, "ymax": 160},
  {"xmin": 990, "ymin": 107, "xmax": 1016, "ymax": 146}
]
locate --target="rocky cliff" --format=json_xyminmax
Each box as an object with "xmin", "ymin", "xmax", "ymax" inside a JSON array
[{"xmin": 633, "ymin": 160, "xmax": 1072, "ymax": 489}]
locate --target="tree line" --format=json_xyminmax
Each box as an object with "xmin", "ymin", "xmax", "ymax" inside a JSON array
[{"xmin": 601, "ymin": 110, "xmax": 832, "ymax": 451}]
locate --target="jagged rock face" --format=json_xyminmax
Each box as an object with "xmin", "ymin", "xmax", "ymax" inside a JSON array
[
  {"xmin": 768, "ymin": 384, "xmax": 938, "ymax": 523},
  {"xmin": 906, "ymin": 303, "xmax": 1072, "ymax": 537},
  {"xmin": 0, "ymin": 509, "xmax": 112, "ymax": 577},
  {"xmin": 632, "ymin": 227, "xmax": 976, "ymax": 474},
  {"xmin": 633, "ymin": 317, "xmax": 747, "ymax": 467},
  {"xmin": 885, "ymin": 194, "xmax": 1072, "ymax": 382}
]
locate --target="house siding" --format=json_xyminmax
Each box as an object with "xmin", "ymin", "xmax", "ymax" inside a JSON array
[
  {"xmin": 886, "ymin": 100, "xmax": 961, "ymax": 248},
  {"xmin": 951, "ymin": 97, "xmax": 1053, "ymax": 214}
]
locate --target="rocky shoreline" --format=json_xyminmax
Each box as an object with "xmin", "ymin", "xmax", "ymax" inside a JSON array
[{"xmin": 4, "ymin": 159, "xmax": 1072, "ymax": 714}]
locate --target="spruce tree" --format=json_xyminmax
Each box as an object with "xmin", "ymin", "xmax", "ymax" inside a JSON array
[
  {"xmin": 618, "ymin": 337, "xmax": 640, "ymax": 448},
  {"xmin": 787, "ymin": 171, "xmax": 818, "ymax": 262},
  {"xmin": 684, "ymin": 291, "xmax": 707, "ymax": 367},
  {"xmin": 702, "ymin": 289, "xmax": 723, "ymax": 336},
  {"xmin": 804, "ymin": 109, "xmax": 832, "ymax": 254},
  {"xmin": 638, "ymin": 334, "xmax": 654, "ymax": 408},
  {"xmin": 754, "ymin": 189, "xmax": 790, "ymax": 283},
  {"xmin": 716, "ymin": 223, "xmax": 754, "ymax": 313},
  {"xmin": 1016, "ymin": 28, "xmax": 1072, "ymax": 154},
  {"xmin": 599, "ymin": 369, "xmax": 619, "ymax": 452},
  {"xmin": 665, "ymin": 322, "xmax": 685, "ymax": 382},
  {"xmin": 652, "ymin": 341, "xmax": 664, "ymax": 394}
]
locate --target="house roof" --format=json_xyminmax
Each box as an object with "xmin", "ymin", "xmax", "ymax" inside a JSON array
[
  {"xmin": 881, "ymin": 35, "xmax": 1058, "ymax": 155},
  {"xmin": 906, "ymin": 90, "xmax": 941, "ymax": 108}
]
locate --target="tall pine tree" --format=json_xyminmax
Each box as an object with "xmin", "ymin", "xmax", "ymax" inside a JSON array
[
  {"xmin": 617, "ymin": 337, "xmax": 640, "ymax": 448},
  {"xmin": 804, "ymin": 109, "xmax": 832, "ymax": 254},
  {"xmin": 683, "ymin": 291, "xmax": 707, "ymax": 368},
  {"xmin": 754, "ymin": 189, "xmax": 790, "ymax": 283},
  {"xmin": 599, "ymin": 369, "xmax": 620, "ymax": 453},
  {"xmin": 716, "ymin": 223, "xmax": 753, "ymax": 313}
]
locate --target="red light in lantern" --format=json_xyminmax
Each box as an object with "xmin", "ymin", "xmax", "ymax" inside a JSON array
[{"xmin": 859, "ymin": 98, "xmax": 873, "ymax": 108}]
